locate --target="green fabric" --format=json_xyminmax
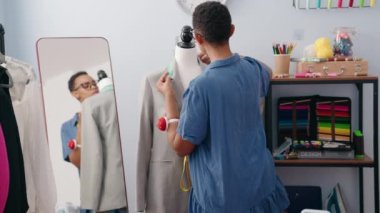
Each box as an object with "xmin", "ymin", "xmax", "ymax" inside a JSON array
[{"xmin": 318, "ymin": 122, "xmax": 350, "ymax": 129}]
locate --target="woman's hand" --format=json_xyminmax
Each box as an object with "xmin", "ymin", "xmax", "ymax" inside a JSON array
[{"xmin": 156, "ymin": 72, "xmax": 175, "ymax": 97}]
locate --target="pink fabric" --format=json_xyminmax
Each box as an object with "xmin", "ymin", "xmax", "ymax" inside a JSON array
[
  {"xmin": 0, "ymin": 123, "xmax": 10, "ymax": 212},
  {"xmin": 316, "ymin": 104, "xmax": 349, "ymax": 111},
  {"xmin": 317, "ymin": 110, "xmax": 350, "ymax": 117},
  {"xmin": 279, "ymin": 105, "xmax": 309, "ymax": 110}
]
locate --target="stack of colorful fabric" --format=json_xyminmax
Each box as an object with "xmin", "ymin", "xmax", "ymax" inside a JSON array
[
  {"xmin": 278, "ymin": 99, "xmax": 311, "ymax": 144},
  {"xmin": 316, "ymin": 99, "xmax": 351, "ymax": 142}
]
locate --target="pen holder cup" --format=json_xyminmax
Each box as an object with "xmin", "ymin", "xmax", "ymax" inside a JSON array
[{"xmin": 274, "ymin": 54, "xmax": 291, "ymax": 75}]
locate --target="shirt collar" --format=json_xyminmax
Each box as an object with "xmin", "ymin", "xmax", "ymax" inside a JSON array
[{"xmin": 207, "ymin": 53, "xmax": 240, "ymax": 70}]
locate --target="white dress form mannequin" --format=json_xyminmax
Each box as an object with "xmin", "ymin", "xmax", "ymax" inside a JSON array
[
  {"xmin": 173, "ymin": 44, "xmax": 202, "ymax": 90},
  {"xmin": 136, "ymin": 37, "xmax": 203, "ymax": 213}
]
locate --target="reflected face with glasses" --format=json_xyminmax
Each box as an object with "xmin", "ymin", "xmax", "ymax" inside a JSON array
[{"xmin": 69, "ymin": 71, "xmax": 99, "ymax": 103}]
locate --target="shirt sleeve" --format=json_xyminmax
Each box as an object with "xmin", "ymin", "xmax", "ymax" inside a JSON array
[
  {"xmin": 80, "ymin": 99, "xmax": 104, "ymax": 209},
  {"xmin": 258, "ymin": 62, "xmax": 271, "ymax": 97},
  {"xmin": 60, "ymin": 124, "xmax": 71, "ymax": 162},
  {"xmin": 178, "ymin": 84, "xmax": 208, "ymax": 145},
  {"xmin": 243, "ymin": 56, "xmax": 271, "ymax": 97}
]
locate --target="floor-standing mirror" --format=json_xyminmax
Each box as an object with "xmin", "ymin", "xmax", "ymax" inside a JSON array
[{"xmin": 36, "ymin": 37, "xmax": 128, "ymax": 212}]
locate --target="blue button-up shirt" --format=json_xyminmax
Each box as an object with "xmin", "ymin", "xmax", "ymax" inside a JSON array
[
  {"xmin": 61, "ymin": 113, "xmax": 79, "ymax": 162},
  {"xmin": 178, "ymin": 54, "xmax": 289, "ymax": 213}
]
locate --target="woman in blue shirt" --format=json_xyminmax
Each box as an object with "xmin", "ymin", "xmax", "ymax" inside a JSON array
[
  {"xmin": 61, "ymin": 71, "xmax": 99, "ymax": 168},
  {"xmin": 156, "ymin": 2, "xmax": 289, "ymax": 213}
]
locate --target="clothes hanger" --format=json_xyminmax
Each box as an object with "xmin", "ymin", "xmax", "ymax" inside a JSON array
[
  {"xmin": 5, "ymin": 57, "xmax": 32, "ymax": 85},
  {"xmin": 0, "ymin": 63, "xmax": 14, "ymax": 88},
  {"xmin": 0, "ymin": 24, "xmax": 13, "ymax": 88}
]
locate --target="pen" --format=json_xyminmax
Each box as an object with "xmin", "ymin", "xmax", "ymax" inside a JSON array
[
  {"xmin": 272, "ymin": 45, "xmax": 277, "ymax": 55},
  {"xmin": 317, "ymin": 0, "xmax": 321, "ymax": 9},
  {"xmin": 349, "ymin": 0, "xmax": 354, "ymax": 7},
  {"xmin": 306, "ymin": 0, "xmax": 310, "ymax": 9},
  {"xmin": 327, "ymin": 0, "xmax": 333, "ymax": 9},
  {"xmin": 338, "ymin": 0, "xmax": 343, "ymax": 8},
  {"xmin": 290, "ymin": 43, "xmax": 295, "ymax": 54},
  {"xmin": 275, "ymin": 44, "xmax": 280, "ymax": 55}
]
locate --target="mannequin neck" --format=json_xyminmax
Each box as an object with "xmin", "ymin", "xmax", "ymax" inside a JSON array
[{"xmin": 174, "ymin": 45, "xmax": 202, "ymax": 89}]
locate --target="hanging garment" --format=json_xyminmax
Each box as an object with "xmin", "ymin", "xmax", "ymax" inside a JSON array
[
  {"xmin": 136, "ymin": 69, "xmax": 189, "ymax": 213},
  {"xmin": 7, "ymin": 56, "xmax": 57, "ymax": 213},
  {"xmin": 0, "ymin": 68, "xmax": 28, "ymax": 213},
  {"xmin": 0, "ymin": 123, "xmax": 10, "ymax": 213},
  {"xmin": 80, "ymin": 91, "xmax": 127, "ymax": 211}
]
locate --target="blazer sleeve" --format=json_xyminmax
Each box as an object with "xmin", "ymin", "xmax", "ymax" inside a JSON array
[
  {"xmin": 29, "ymin": 81, "xmax": 57, "ymax": 212},
  {"xmin": 80, "ymin": 100, "xmax": 104, "ymax": 210},
  {"xmin": 136, "ymin": 76, "xmax": 154, "ymax": 212}
]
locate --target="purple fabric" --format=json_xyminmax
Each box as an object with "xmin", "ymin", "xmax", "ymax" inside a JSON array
[{"xmin": 0, "ymin": 123, "xmax": 10, "ymax": 213}]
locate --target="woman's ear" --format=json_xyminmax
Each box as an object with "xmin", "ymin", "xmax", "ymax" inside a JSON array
[
  {"xmin": 230, "ymin": 24, "xmax": 235, "ymax": 37},
  {"xmin": 194, "ymin": 32, "xmax": 204, "ymax": 45}
]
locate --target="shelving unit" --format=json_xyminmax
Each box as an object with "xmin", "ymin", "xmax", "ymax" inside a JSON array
[
  {"xmin": 275, "ymin": 154, "xmax": 373, "ymax": 167},
  {"xmin": 264, "ymin": 76, "xmax": 378, "ymax": 213},
  {"xmin": 293, "ymin": 0, "xmax": 375, "ymax": 10}
]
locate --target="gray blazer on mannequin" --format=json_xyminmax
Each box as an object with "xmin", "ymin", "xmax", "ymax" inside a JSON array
[
  {"xmin": 80, "ymin": 91, "xmax": 127, "ymax": 211},
  {"xmin": 136, "ymin": 70, "xmax": 189, "ymax": 213}
]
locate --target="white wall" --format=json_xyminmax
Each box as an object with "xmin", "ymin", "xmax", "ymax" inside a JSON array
[
  {"xmin": 2, "ymin": 0, "xmax": 380, "ymax": 212},
  {"xmin": 0, "ymin": 1, "xmax": 4, "ymax": 24},
  {"xmin": 0, "ymin": 0, "xmax": 5, "ymax": 49}
]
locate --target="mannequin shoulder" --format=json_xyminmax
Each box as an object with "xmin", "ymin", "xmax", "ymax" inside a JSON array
[{"xmin": 82, "ymin": 92, "xmax": 115, "ymax": 110}]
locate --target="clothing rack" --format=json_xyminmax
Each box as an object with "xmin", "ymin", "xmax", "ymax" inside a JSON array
[
  {"xmin": 0, "ymin": 23, "xmax": 4, "ymax": 56},
  {"xmin": 0, "ymin": 24, "xmax": 13, "ymax": 88}
]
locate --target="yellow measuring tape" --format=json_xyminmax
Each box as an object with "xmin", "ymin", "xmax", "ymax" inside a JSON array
[{"xmin": 180, "ymin": 155, "xmax": 192, "ymax": 192}]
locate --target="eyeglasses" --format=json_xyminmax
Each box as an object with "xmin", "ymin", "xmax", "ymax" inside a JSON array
[{"xmin": 73, "ymin": 80, "xmax": 98, "ymax": 91}]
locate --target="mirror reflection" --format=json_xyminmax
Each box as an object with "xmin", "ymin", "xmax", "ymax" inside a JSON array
[{"xmin": 36, "ymin": 37, "xmax": 128, "ymax": 213}]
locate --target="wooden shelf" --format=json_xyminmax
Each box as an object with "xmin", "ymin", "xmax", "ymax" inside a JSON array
[
  {"xmin": 266, "ymin": 75, "xmax": 379, "ymax": 212},
  {"xmin": 271, "ymin": 76, "xmax": 378, "ymax": 84},
  {"xmin": 275, "ymin": 154, "xmax": 374, "ymax": 167}
]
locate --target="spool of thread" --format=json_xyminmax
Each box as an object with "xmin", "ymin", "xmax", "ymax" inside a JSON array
[
  {"xmin": 370, "ymin": 0, "xmax": 376, "ymax": 7},
  {"xmin": 327, "ymin": 0, "xmax": 332, "ymax": 9},
  {"xmin": 338, "ymin": 0, "xmax": 343, "ymax": 8},
  {"xmin": 353, "ymin": 130, "xmax": 364, "ymax": 159}
]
